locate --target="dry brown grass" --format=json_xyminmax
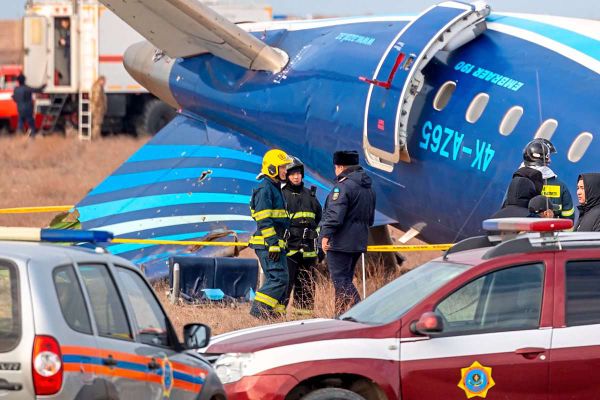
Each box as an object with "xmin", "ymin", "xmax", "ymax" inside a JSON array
[
  {"xmin": 0, "ymin": 135, "xmax": 441, "ymax": 336},
  {"xmin": 0, "ymin": 135, "xmax": 146, "ymax": 227},
  {"xmin": 157, "ymin": 250, "xmax": 440, "ymax": 337}
]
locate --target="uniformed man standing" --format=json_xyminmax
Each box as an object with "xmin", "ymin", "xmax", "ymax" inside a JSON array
[
  {"xmin": 12, "ymin": 74, "xmax": 45, "ymax": 137},
  {"xmin": 91, "ymin": 75, "xmax": 107, "ymax": 139},
  {"xmin": 249, "ymin": 149, "xmax": 292, "ymax": 319},
  {"xmin": 282, "ymin": 157, "xmax": 322, "ymax": 311},
  {"xmin": 523, "ymin": 138, "xmax": 575, "ymax": 220},
  {"xmin": 319, "ymin": 150, "xmax": 376, "ymax": 315}
]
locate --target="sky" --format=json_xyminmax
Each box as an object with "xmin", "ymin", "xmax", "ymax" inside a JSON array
[{"xmin": 1, "ymin": 0, "xmax": 599, "ymax": 20}]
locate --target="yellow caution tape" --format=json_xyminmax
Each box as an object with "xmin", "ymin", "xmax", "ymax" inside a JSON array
[
  {"xmin": 0, "ymin": 206, "xmax": 452, "ymax": 252},
  {"xmin": 366, "ymin": 244, "xmax": 452, "ymax": 252},
  {"xmin": 112, "ymin": 238, "xmax": 451, "ymax": 252},
  {"xmin": 0, "ymin": 206, "xmax": 74, "ymax": 214}
]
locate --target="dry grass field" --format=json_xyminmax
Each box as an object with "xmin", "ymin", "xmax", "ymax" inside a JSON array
[
  {"xmin": 0, "ymin": 134, "xmax": 146, "ymax": 227},
  {"xmin": 0, "ymin": 134, "xmax": 440, "ymax": 336}
]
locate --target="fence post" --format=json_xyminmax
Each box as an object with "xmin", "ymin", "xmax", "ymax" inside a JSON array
[
  {"xmin": 361, "ymin": 253, "xmax": 366, "ymax": 299},
  {"xmin": 170, "ymin": 263, "xmax": 180, "ymax": 304}
]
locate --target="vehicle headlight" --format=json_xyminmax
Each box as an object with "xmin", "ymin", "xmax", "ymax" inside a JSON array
[{"xmin": 214, "ymin": 353, "xmax": 254, "ymax": 384}]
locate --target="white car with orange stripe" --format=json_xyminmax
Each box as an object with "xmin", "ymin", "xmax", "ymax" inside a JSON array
[
  {"xmin": 205, "ymin": 218, "xmax": 600, "ymax": 400},
  {"xmin": 0, "ymin": 228, "xmax": 225, "ymax": 399}
]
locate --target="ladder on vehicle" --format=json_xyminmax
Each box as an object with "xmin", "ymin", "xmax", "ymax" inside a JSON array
[
  {"xmin": 78, "ymin": 91, "xmax": 92, "ymax": 140},
  {"xmin": 40, "ymin": 94, "xmax": 68, "ymax": 135}
]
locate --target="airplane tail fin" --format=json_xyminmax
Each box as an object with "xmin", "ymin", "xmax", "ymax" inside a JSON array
[{"xmin": 99, "ymin": 0, "xmax": 288, "ymax": 72}]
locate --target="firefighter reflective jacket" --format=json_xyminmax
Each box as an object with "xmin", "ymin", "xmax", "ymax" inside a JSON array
[
  {"xmin": 541, "ymin": 176, "xmax": 575, "ymax": 220},
  {"xmin": 282, "ymin": 183, "xmax": 322, "ymax": 258},
  {"xmin": 249, "ymin": 178, "xmax": 289, "ymax": 251}
]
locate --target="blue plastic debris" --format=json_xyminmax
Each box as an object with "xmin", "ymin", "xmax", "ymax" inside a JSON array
[{"xmin": 202, "ymin": 288, "xmax": 225, "ymax": 301}]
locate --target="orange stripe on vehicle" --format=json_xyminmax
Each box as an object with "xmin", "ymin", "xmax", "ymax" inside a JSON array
[
  {"xmin": 174, "ymin": 380, "xmax": 202, "ymax": 393},
  {"xmin": 63, "ymin": 345, "xmax": 150, "ymax": 365},
  {"xmin": 96, "ymin": 348, "xmax": 150, "ymax": 365},
  {"xmin": 171, "ymin": 361, "xmax": 207, "ymax": 376}
]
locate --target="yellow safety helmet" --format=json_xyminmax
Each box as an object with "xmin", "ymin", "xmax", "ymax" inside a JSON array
[{"xmin": 261, "ymin": 149, "xmax": 292, "ymax": 179}]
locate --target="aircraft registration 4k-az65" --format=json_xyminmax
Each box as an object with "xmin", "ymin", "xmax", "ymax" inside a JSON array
[{"xmin": 67, "ymin": 0, "xmax": 599, "ymax": 276}]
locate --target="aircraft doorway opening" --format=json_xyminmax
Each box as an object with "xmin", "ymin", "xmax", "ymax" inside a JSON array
[
  {"xmin": 54, "ymin": 17, "xmax": 71, "ymax": 86},
  {"xmin": 362, "ymin": 1, "xmax": 490, "ymax": 172}
]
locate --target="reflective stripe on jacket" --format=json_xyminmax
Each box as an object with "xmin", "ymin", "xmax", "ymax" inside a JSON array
[
  {"xmin": 249, "ymin": 178, "xmax": 289, "ymax": 249},
  {"xmin": 283, "ymin": 183, "xmax": 322, "ymax": 253}
]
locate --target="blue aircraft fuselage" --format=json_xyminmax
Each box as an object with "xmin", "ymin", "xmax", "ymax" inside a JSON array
[{"xmin": 166, "ymin": 15, "xmax": 599, "ymax": 242}]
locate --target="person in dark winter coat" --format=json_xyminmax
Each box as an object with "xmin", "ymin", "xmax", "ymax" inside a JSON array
[
  {"xmin": 512, "ymin": 166, "xmax": 544, "ymax": 194},
  {"xmin": 282, "ymin": 157, "xmax": 322, "ymax": 311},
  {"xmin": 320, "ymin": 150, "xmax": 376, "ymax": 314},
  {"xmin": 528, "ymin": 195, "xmax": 555, "ymax": 218},
  {"xmin": 523, "ymin": 139, "xmax": 575, "ymax": 220},
  {"xmin": 492, "ymin": 176, "xmax": 538, "ymax": 218},
  {"xmin": 575, "ymin": 173, "xmax": 600, "ymax": 232},
  {"xmin": 12, "ymin": 74, "xmax": 45, "ymax": 137}
]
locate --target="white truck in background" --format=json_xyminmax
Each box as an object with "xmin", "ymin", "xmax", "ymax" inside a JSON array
[{"xmin": 23, "ymin": 0, "xmax": 273, "ymax": 138}]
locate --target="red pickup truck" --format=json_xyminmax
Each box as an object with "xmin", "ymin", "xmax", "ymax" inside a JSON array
[{"xmin": 204, "ymin": 218, "xmax": 600, "ymax": 400}]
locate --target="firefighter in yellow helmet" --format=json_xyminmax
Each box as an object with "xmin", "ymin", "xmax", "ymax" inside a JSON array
[{"xmin": 249, "ymin": 149, "xmax": 293, "ymax": 319}]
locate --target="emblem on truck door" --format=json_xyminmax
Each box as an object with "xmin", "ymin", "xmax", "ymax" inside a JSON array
[{"xmin": 458, "ymin": 361, "xmax": 495, "ymax": 398}]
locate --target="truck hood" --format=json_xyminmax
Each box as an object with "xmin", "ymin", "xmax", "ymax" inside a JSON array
[{"xmin": 204, "ymin": 318, "xmax": 393, "ymax": 353}]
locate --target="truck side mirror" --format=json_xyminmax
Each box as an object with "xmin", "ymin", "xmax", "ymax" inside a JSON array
[
  {"xmin": 183, "ymin": 323, "xmax": 211, "ymax": 349},
  {"xmin": 410, "ymin": 312, "xmax": 444, "ymax": 336}
]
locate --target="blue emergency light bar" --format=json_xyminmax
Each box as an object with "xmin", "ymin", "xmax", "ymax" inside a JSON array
[
  {"xmin": 482, "ymin": 218, "xmax": 573, "ymax": 233},
  {"xmin": 41, "ymin": 229, "xmax": 113, "ymax": 243},
  {"xmin": 0, "ymin": 227, "xmax": 113, "ymax": 243}
]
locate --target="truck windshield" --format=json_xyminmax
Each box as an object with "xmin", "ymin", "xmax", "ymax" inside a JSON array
[
  {"xmin": 0, "ymin": 261, "xmax": 20, "ymax": 352},
  {"xmin": 340, "ymin": 261, "xmax": 471, "ymax": 325}
]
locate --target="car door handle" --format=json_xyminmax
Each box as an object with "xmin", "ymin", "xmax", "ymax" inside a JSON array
[
  {"xmin": 0, "ymin": 380, "xmax": 22, "ymax": 391},
  {"xmin": 147, "ymin": 359, "xmax": 161, "ymax": 370},
  {"xmin": 515, "ymin": 347, "xmax": 546, "ymax": 359},
  {"xmin": 102, "ymin": 355, "xmax": 118, "ymax": 367}
]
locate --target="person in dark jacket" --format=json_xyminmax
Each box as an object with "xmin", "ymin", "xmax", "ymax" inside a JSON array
[
  {"xmin": 248, "ymin": 149, "xmax": 292, "ymax": 319},
  {"xmin": 320, "ymin": 150, "xmax": 376, "ymax": 314},
  {"xmin": 512, "ymin": 166, "xmax": 544, "ymax": 195},
  {"xmin": 575, "ymin": 173, "xmax": 600, "ymax": 232},
  {"xmin": 492, "ymin": 176, "xmax": 538, "ymax": 218},
  {"xmin": 528, "ymin": 195, "xmax": 555, "ymax": 218},
  {"xmin": 282, "ymin": 157, "xmax": 322, "ymax": 311},
  {"xmin": 12, "ymin": 74, "xmax": 45, "ymax": 137},
  {"xmin": 523, "ymin": 139, "xmax": 575, "ymax": 220}
]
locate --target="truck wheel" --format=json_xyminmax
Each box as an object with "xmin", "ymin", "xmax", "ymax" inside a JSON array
[
  {"xmin": 135, "ymin": 99, "xmax": 176, "ymax": 136},
  {"xmin": 301, "ymin": 388, "xmax": 367, "ymax": 400}
]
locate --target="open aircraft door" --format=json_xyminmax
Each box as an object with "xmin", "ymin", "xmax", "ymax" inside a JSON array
[
  {"xmin": 363, "ymin": 1, "xmax": 490, "ymax": 172},
  {"xmin": 23, "ymin": 15, "xmax": 49, "ymax": 88}
]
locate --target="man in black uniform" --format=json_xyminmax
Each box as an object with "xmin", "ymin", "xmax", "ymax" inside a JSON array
[
  {"xmin": 282, "ymin": 157, "xmax": 322, "ymax": 311},
  {"xmin": 319, "ymin": 150, "xmax": 376, "ymax": 315},
  {"xmin": 12, "ymin": 74, "xmax": 45, "ymax": 137},
  {"xmin": 522, "ymin": 138, "xmax": 575, "ymax": 220}
]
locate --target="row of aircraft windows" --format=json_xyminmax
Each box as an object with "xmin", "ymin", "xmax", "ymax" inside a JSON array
[{"xmin": 432, "ymin": 81, "xmax": 593, "ymax": 163}]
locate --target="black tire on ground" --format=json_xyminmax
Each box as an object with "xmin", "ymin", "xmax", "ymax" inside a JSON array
[
  {"xmin": 301, "ymin": 388, "xmax": 367, "ymax": 400},
  {"xmin": 135, "ymin": 98, "xmax": 176, "ymax": 136}
]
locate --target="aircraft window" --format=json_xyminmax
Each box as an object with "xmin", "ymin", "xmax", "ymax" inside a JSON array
[
  {"xmin": 568, "ymin": 132, "xmax": 593, "ymax": 163},
  {"xmin": 433, "ymin": 81, "xmax": 456, "ymax": 111},
  {"xmin": 465, "ymin": 93, "xmax": 489, "ymax": 124},
  {"xmin": 534, "ymin": 119, "xmax": 558, "ymax": 140},
  {"xmin": 499, "ymin": 106, "xmax": 523, "ymax": 136}
]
